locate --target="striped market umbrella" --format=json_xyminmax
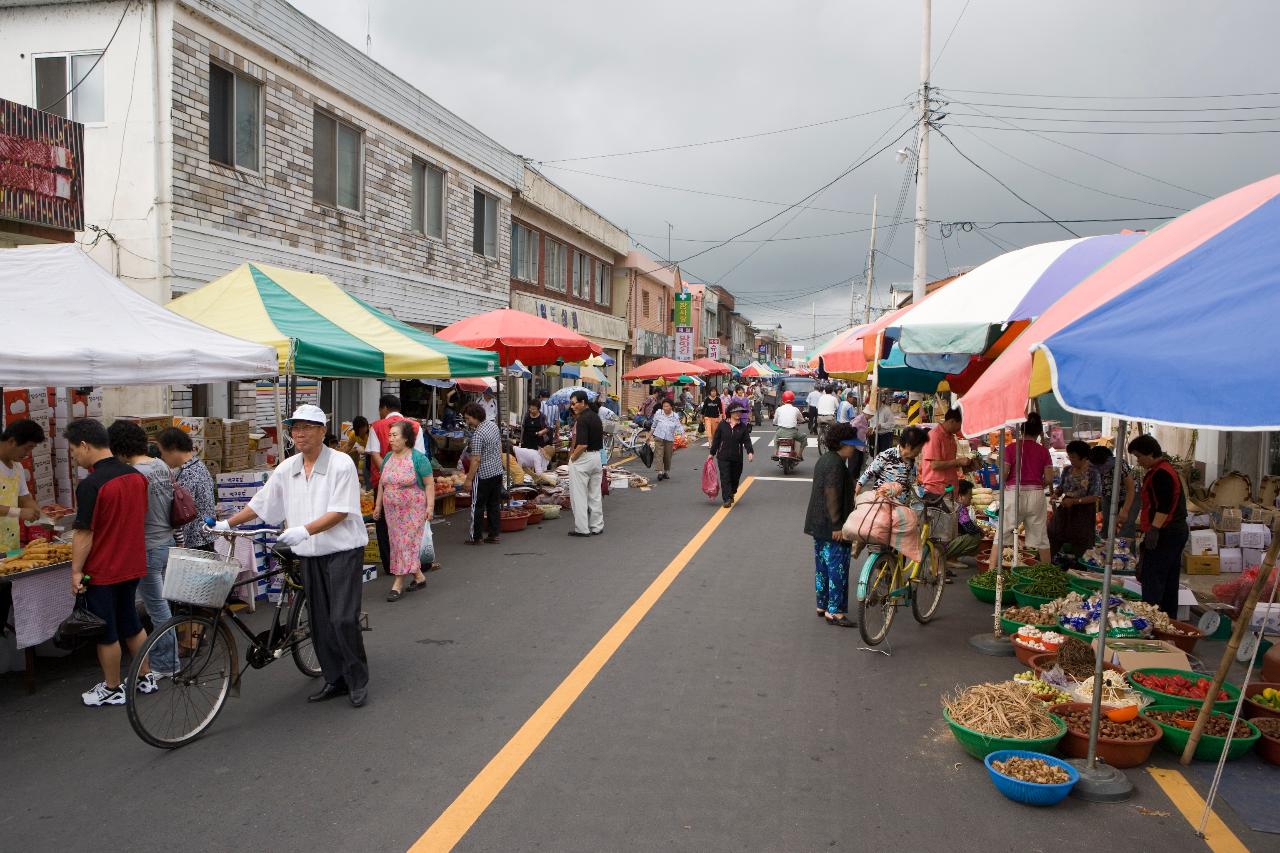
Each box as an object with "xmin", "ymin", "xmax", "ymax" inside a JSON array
[
  {"xmin": 739, "ymin": 361, "xmax": 775, "ymax": 378},
  {"xmin": 168, "ymin": 263, "xmax": 499, "ymax": 378}
]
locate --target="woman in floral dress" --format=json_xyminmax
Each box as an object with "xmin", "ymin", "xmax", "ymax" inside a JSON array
[{"xmin": 372, "ymin": 421, "xmax": 434, "ymax": 602}]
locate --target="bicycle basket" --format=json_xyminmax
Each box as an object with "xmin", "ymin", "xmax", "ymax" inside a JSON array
[
  {"xmin": 927, "ymin": 506, "xmax": 957, "ymax": 543},
  {"xmin": 162, "ymin": 547, "xmax": 239, "ymax": 607}
]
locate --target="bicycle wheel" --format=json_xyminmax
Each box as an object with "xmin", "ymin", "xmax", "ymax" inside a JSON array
[
  {"xmin": 911, "ymin": 540, "xmax": 945, "ymax": 624},
  {"xmin": 288, "ymin": 589, "xmax": 322, "ymax": 678},
  {"xmin": 817, "ymin": 425, "xmax": 828, "ymax": 456},
  {"xmin": 126, "ymin": 613, "xmax": 235, "ymax": 749},
  {"xmin": 858, "ymin": 552, "xmax": 898, "ymax": 646}
]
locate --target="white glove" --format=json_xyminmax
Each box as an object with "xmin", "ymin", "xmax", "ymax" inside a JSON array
[
  {"xmin": 277, "ymin": 526, "xmax": 311, "ymax": 547},
  {"xmin": 209, "ymin": 520, "xmax": 231, "ymax": 532}
]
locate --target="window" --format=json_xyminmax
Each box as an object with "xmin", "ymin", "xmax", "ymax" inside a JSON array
[
  {"xmin": 472, "ymin": 188, "xmax": 498, "ymax": 257},
  {"xmin": 596, "ymin": 263, "xmax": 611, "ymax": 307},
  {"xmin": 313, "ymin": 110, "xmax": 363, "ymax": 211},
  {"xmin": 573, "ymin": 252, "xmax": 591, "ymax": 300},
  {"xmin": 641, "ymin": 291, "xmax": 650, "ymax": 318},
  {"xmin": 209, "ymin": 63, "xmax": 260, "ymax": 171},
  {"xmin": 33, "ymin": 52, "xmax": 104, "ymax": 122},
  {"xmin": 511, "ymin": 222, "xmax": 540, "ymax": 282},
  {"xmin": 543, "ymin": 238, "xmax": 567, "ymax": 292},
  {"xmin": 411, "ymin": 159, "xmax": 445, "ymax": 238}
]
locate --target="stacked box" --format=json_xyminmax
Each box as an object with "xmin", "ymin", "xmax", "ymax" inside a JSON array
[
  {"xmin": 223, "ymin": 419, "xmax": 252, "ymax": 471},
  {"xmin": 215, "ymin": 469, "xmax": 269, "ymax": 517},
  {"xmin": 119, "ymin": 414, "xmax": 173, "ymax": 441}
]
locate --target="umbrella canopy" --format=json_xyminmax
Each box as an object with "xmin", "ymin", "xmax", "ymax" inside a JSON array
[
  {"xmin": 455, "ymin": 377, "xmax": 497, "ymax": 393},
  {"xmin": 549, "ymin": 386, "xmax": 596, "ymax": 404},
  {"xmin": 559, "ymin": 363, "xmax": 582, "ymax": 380},
  {"xmin": 622, "ymin": 357, "xmax": 708, "ymax": 381},
  {"xmin": 691, "ymin": 357, "xmax": 733, "ymax": 376},
  {"xmin": 811, "ymin": 309, "xmax": 912, "ymax": 375},
  {"xmin": 168, "ymin": 263, "xmax": 497, "ymax": 378},
  {"xmin": 436, "ymin": 308, "xmax": 602, "ymax": 365},
  {"xmin": 739, "ymin": 361, "xmax": 775, "ymax": 378},
  {"xmin": 675, "ymin": 375, "xmax": 705, "ymax": 386},
  {"xmin": 1038, "ymin": 178, "xmax": 1280, "ymax": 430},
  {"xmin": 579, "ymin": 364, "xmax": 609, "ymax": 384},
  {"xmin": 0, "ymin": 245, "xmax": 278, "ymax": 386},
  {"xmin": 960, "ymin": 174, "xmax": 1280, "ymax": 436}
]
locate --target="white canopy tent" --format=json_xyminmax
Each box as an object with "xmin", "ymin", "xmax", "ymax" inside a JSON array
[{"xmin": 0, "ymin": 244, "xmax": 277, "ymax": 386}]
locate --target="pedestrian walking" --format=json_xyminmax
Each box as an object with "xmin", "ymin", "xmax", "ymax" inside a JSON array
[
  {"xmin": 709, "ymin": 403, "xmax": 754, "ymax": 508},
  {"xmin": 871, "ymin": 398, "xmax": 896, "ymax": 453},
  {"xmin": 368, "ymin": 394, "xmax": 427, "ymax": 577},
  {"xmin": 700, "ymin": 387, "xmax": 722, "ymax": 441},
  {"xmin": 372, "ymin": 420, "xmax": 433, "ymax": 602},
  {"xmin": 156, "ymin": 427, "xmax": 217, "ymax": 552},
  {"xmin": 217, "ymin": 404, "xmax": 371, "ymax": 707},
  {"xmin": 805, "ymin": 387, "xmax": 821, "ymax": 434},
  {"xmin": 805, "ymin": 423, "xmax": 861, "ymax": 628},
  {"xmin": 461, "ymin": 402, "xmax": 504, "ymax": 545},
  {"xmin": 567, "ymin": 389, "xmax": 605, "ymax": 536},
  {"xmin": 108, "ymin": 419, "xmax": 178, "ymax": 680},
  {"xmin": 1128, "ymin": 434, "xmax": 1189, "ymax": 619},
  {"xmin": 650, "ymin": 398, "xmax": 685, "ymax": 481},
  {"xmin": 66, "ymin": 418, "xmax": 152, "ymax": 707}
]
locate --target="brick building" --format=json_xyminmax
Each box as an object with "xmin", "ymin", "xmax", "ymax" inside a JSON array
[{"xmin": 617, "ymin": 251, "xmax": 676, "ymax": 412}]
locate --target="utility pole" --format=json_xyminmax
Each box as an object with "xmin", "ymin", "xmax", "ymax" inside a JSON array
[
  {"xmin": 811, "ymin": 301, "xmax": 816, "ymax": 345},
  {"xmin": 863, "ymin": 194, "xmax": 878, "ymax": 325},
  {"xmin": 666, "ymin": 221, "xmax": 673, "ymax": 262},
  {"xmin": 912, "ymin": 0, "xmax": 931, "ymax": 307}
]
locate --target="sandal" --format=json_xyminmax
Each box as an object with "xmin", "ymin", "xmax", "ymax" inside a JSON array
[
  {"xmin": 825, "ymin": 614, "xmax": 858, "ymax": 628},
  {"xmin": 427, "ymin": 562, "xmax": 443, "ymax": 572},
  {"xmin": 408, "ymin": 579, "xmax": 427, "ymax": 592},
  {"xmin": 386, "ymin": 589, "xmax": 404, "ymax": 602}
]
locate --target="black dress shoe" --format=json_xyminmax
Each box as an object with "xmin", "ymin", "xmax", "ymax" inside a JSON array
[
  {"xmin": 349, "ymin": 686, "xmax": 368, "ymax": 708},
  {"xmin": 307, "ymin": 682, "xmax": 349, "ymax": 703}
]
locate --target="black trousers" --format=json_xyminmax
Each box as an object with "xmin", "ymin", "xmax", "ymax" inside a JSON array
[
  {"xmin": 472, "ymin": 474, "xmax": 503, "ymax": 540},
  {"xmin": 1139, "ymin": 522, "xmax": 1188, "ymax": 619},
  {"xmin": 301, "ymin": 547, "xmax": 368, "ymax": 691},
  {"xmin": 806, "ymin": 406, "xmax": 818, "ymax": 433},
  {"xmin": 375, "ymin": 512, "xmax": 392, "ymax": 574},
  {"xmin": 875, "ymin": 431, "xmax": 894, "ymax": 454},
  {"xmin": 717, "ymin": 456, "xmax": 743, "ymax": 501}
]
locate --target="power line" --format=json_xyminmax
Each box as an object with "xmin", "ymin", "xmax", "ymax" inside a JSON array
[
  {"xmin": 947, "ymin": 98, "xmax": 1280, "ymax": 114},
  {"xmin": 950, "ymin": 122, "xmax": 1280, "ymax": 136},
  {"xmin": 536, "ymin": 104, "xmax": 908, "ymax": 163},
  {"xmin": 940, "ymin": 87, "xmax": 1280, "ymax": 100},
  {"xmin": 933, "ymin": 127, "xmax": 1079, "ymax": 237},
  {"xmin": 930, "ymin": 0, "xmax": 972, "ymax": 75},
  {"xmin": 38, "ymin": 0, "xmax": 133, "ymax": 112},
  {"xmin": 946, "ymin": 110, "xmax": 1280, "ymax": 125},
  {"xmin": 631, "ymin": 223, "xmax": 910, "ymax": 244}
]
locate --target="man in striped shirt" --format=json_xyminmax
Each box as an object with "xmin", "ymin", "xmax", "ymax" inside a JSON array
[{"xmin": 462, "ymin": 402, "xmax": 505, "ymax": 544}]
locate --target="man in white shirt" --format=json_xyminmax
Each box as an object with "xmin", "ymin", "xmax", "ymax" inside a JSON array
[
  {"xmin": 772, "ymin": 391, "xmax": 805, "ymax": 461},
  {"xmin": 480, "ymin": 388, "xmax": 499, "ymax": 424},
  {"xmin": 805, "ymin": 388, "xmax": 821, "ymax": 434},
  {"xmin": 836, "ymin": 392, "xmax": 857, "ymax": 424},
  {"xmin": 816, "ymin": 386, "xmax": 839, "ymax": 435},
  {"xmin": 217, "ymin": 405, "xmax": 370, "ymax": 707},
  {"xmin": 872, "ymin": 398, "xmax": 897, "ymax": 453}
]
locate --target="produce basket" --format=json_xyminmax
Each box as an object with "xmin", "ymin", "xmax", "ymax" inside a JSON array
[
  {"xmin": 983, "ymin": 750, "xmax": 1078, "ymax": 806},
  {"xmin": 1030, "ymin": 652, "xmax": 1125, "ymax": 678},
  {"xmin": 1012, "ymin": 583, "xmax": 1064, "ymax": 609},
  {"xmin": 1000, "ymin": 616, "xmax": 1058, "ymax": 637},
  {"xmin": 1057, "ymin": 625, "xmax": 1144, "ymax": 643},
  {"xmin": 1152, "ymin": 620, "xmax": 1206, "ymax": 655},
  {"xmin": 162, "ymin": 547, "xmax": 240, "ymax": 607},
  {"xmin": 1049, "ymin": 702, "xmax": 1162, "ymax": 768},
  {"xmin": 1126, "ymin": 668, "xmax": 1241, "ymax": 712},
  {"xmin": 1144, "ymin": 704, "xmax": 1260, "ymax": 761},
  {"xmin": 1250, "ymin": 717, "xmax": 1280, "ymax": 765},
  {"xmin": 943, "ymin": 707, "xmax": 1067, "ymax": 760},
  {"xmin": 498, "ymin": 511, "xmax": 530, "ymax": 533},
  {"xmin": 536, "ymin": 503, "xmax": 562, "ymax": 520},
  {"xmin": 1242, "ymin": 681, "xmax": 1280, "ymax": 720},
  {"xmin": 968, "ymin": 577, "xmax": 1016, "ymax": 606}
]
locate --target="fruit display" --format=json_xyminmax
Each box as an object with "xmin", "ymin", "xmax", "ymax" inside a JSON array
[
  {"xmin": 0, "ymin": 540, "xmax": 73, "ymax": 576},
  {"xmin": 969, "ymin": 486, "xmax": 996, "ymax": 512},
  {"xmin": 943, "ymin": 682, "xmax": 1062, "ymax": 739},
  {"xmin": 360, "ymin": 491, "xmax": 375, "ymax": 516},
  {"xmin": 1251, "ymin": 686, "xmax": 1280, "ymax": 711},
  {"xmin": 1057, "ymin": 706, "xmax": 1159, "ymax": 742},
  {"xmin": 990, "ymin": 755, "xmax": 1070, "ymax": 785},
  {"xmin": 1146, "ymin": 708, "xmax": 1252, "ymax": 739},
  {"xmin": 1132, "ymin": 671, "xmax": 1228, "ymax": 702}
]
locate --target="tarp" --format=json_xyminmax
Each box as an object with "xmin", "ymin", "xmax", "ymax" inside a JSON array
[
  {"xmin": 0, "ymin": 244, "xmax": 277, "ymax": 385},
  {"xmin": 1040, "ymin": 187, "xmax": 1280, "ymax": 430},
  {"xmin": 168, "ymin": 263, "xmax": 498, "ymax": 378},
  {"xmin": 960, "ymin": 174, "xmax": 1280, "ymax": 437}
]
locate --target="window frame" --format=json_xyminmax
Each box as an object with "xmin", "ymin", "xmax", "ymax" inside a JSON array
[
  {"xmin": 573, "ymin": 251, "xmax": 591, "ymax": 301},
  {"xmin": 641, "ymin": 290, "xmax": 650, "ymax": 318},
  {"xmin": 510, "ymin": 221, "xmax": 541, "ymax": 283},
  {"xmin": 313, "ymin": 109, "xmax": 365, "ymax": 213},
  {"xmin": 208, "ymin": 60, "xmax": 262, "ymax": 173},
  {"xmin": 543, "ymin": 237, "xmax": 567, "ymax": 293},
  {"xmin": 31, "ymin": 50, "xmax": 106, "ymax": 125},
  {"xmin": 595, "ymin": 262, "xmax": 612, "ymax": 308},
  {"xmin": 472, "ymin": 188, "xmax": 499, "ymax": 258},
  {"xmin": 411, "ymin": 158, "xmax": 446, "ymax": 240}
]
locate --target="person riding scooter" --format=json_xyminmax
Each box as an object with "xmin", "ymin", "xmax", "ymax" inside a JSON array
[{"xmin": 773, "ymin": 390, "xmax": 805, "ymax": 462}]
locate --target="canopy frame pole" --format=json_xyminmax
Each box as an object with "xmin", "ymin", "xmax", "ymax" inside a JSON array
[
  {"xmin": 1087, "ymin": 420, "xmax": 1127, "ymax": 767},
  {"xmin": 273, "ymin": 377, "xmax": 285, "ymax": 464},
  {"xmin": 992, "ymin": 428, "xmax": 1015, "ymax": 638}
]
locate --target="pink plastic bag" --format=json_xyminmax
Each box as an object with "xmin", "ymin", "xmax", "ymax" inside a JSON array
[
  {"xmin": 701, "ymin": 456, "xmax": 720, "ymax": 499},
  {"xmin": 842, "ymin": 492, "xmax": 922, "ymax": 562}
]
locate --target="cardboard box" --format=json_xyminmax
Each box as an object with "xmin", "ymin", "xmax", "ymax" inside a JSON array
[
  {"xmin": 222, "ymin": 454, "xmax": 251, "ymax": 472},
  {"xmin": 252, "ymin": 449, "xmax": 271, "ymax": 469},
  {"xmin": 1093, "ymin": 637, "xmax": 1192, "ymax": 673},
  {"xmin": 1243, "ymin": 547, "xmax": 1267, "ymax": 568},
  {"xmin": 26, "ymin": 387, "xmax": 49, "ymax": 410},
  {"xmin": 216, "ymin": 468, "xmax": 271, "ymax": 487},
  {"xmin": 1220, "ymin": 530, "xmax": 1241, "ymax": 548},
  {"xmin": 225, "ymin": 419, "xmax": 252, "ymax": 438},
  {"xmin": 216, "ymin": 484, "xmax": 262, "ymax": 502},
  {"xmin": 1219, "ymin": 547, "xmax": 1244, "ymax": 573},
  {"xmin": 1188, "ymin": 529, "xmax": 1218, "ymax": 555},
  {"xmin": 1251, "ymin": 604, "xmax": 1280, "ymax": 633},
  {"xmin": 173, "ymin": 416, "xmax": 223, "ymax": 439},
  {"xmin": 203, "ymin": 460, "xmax": 222, "ymax": 478},
  {"xmin": 86, "ymin": 389, "xmax": 103, "ymax": 417},
  {"xmin": 120, "ymin": 414, "xmax": 173, "ymax": 441},
  {"xmin": 216, "ymin": 500, "xmax": 250, "ymax": 515},
  {"xmin": 1184, "ymin": 554, "xmax": 1220, "ymax": 575},
  {"xmin": 1239, "ymin": 523, "xmax": 1272, "ymax": 550}
]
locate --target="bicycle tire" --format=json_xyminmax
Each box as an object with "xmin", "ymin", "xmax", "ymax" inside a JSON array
[
  {"xmin": 858, "ymin": 552, "xmax": 897, "ymax": 646},
  {"xmin": 911, "ymin": 541, "xmax": 945, "ymax": 624},
  {"xmin": 126, "ymin": 613, "xmax": 235, "ymax": 749},
  {"xmin": 288, "ymin": 589, "xmax": 322, "ymax": 678}
]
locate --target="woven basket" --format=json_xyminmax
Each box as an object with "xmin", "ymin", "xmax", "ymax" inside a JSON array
[{"xmin": 162, "ymin": 547, "xmax": 239, "ymax": 607}]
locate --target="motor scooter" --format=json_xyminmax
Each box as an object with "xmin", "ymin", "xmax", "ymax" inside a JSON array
[{"xmin": 773, "ymin": 436, "xmax": 800, "ymax": 475}]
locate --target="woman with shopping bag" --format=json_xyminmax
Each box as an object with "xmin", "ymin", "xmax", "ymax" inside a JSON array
[
  {"xmin": 708, "ymin": 404, "xmax": 754, "ymax": 508},
  {"xmin": 372, "ymin": 420, "xmax": 435, "ymax": 602},
  {"xmin": 805, "ymin": 423, "xmax": 861, "ymax": 627}
]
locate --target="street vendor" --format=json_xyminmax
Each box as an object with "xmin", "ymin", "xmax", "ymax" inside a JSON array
[
  {"xmin": 0, "ymin": 419, "xmax": 45, "ymax": 551},
  {"xmin": 1127, "ymin": 434, "xmax": 1188, "ymax": 619},
  {"xmin": 918, "ymin": 407, "xmax": 974, "ymax": 499},
  {"xmin": 216, "ymin": 404, "xmax": 370, "ymax": 707}
]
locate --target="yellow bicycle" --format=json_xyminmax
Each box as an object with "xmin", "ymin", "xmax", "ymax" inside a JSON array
[{"xmin": 855, "ymin": 491, "xmax": 951, "ymax": 646}]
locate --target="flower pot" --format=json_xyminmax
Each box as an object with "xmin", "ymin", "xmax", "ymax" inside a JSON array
[{"xmin": 1049, "ymin": 702, "xmax": 1161, "ymax": 769}]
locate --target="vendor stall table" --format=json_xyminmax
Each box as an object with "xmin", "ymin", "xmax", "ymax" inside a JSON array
[{"xmin": 3, "ymin": 561, "xmax": 73, "ymax": 693}]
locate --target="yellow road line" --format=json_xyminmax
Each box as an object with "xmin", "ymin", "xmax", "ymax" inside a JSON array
[
  {"xmin": 1146, "ymin": 768, "xmax": 1249, "ymax": 853},
  {"xmin": 409, "ymin": 477, "xmax": 757, "ymax": 852}
]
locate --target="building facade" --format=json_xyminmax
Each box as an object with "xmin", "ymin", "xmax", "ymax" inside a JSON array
[{"xmin": 618, "ymin": 250, "xmax": 675, "ymax": 411}]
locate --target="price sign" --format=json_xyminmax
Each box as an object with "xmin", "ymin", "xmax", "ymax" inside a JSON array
[{"xmin": 675, "ymin": 330, "xmax": 694, "ymax": 361}]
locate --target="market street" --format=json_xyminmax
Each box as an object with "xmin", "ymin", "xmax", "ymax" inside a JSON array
[{"xmin": 1, "ymin": 435, "xmax": 1267, "ymax": 853}]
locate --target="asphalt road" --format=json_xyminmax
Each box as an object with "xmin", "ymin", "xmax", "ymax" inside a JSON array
[{"xmin": 1, "ymin": 432, "xmax": 1269, "ymax": 852}]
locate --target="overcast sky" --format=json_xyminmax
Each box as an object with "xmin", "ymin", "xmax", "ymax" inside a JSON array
[{"xmin": 293, "ymin": 0, "xmax": 1278, "ymax": 347}]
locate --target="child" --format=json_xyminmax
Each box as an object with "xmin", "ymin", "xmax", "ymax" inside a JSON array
[{"xmin": 956, "ymin": 480, "xmax": 982, "ymax": 536}]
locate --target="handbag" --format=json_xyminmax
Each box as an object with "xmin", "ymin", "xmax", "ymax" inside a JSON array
[
  {"xmin": 53, "ymin": 593, "xmax": 106, "ymax": 650},
  {"xmin": 637, "ymin": 442, "xmax": 654, "ymax": 468},
  {"xmin": 170, "ymin": 473, "xmax": 198, "ymax": 528}
]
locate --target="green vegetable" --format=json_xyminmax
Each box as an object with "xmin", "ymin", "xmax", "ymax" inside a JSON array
[
  {"xmin": 971, "ymin": 569, "xmax": 1011, "ymax": 589},
  {"xmin": 1020, "ymin": 577, "xmax": 1071, "ymax": 597}
]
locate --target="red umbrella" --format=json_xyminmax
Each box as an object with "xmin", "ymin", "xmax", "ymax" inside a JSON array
[
  {"xmin": 436, "ymin": 308, "xmax": 602, "ymax": 366},
  {"xmin": 622, "ymin": 357, "xmax": 708, "ymax": 381},
  {"xmin": 691, "ymin": 358, "xmax": 732, "ymax": 376}
]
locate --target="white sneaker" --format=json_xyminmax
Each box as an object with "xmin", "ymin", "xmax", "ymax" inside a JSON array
[
  {"xmin": 81, "ymin": 682, "xmax": 126, "ymax": 707},
  {"xmin": 135, "ymin": 672, "xmax": 161, "ymax": 694}
]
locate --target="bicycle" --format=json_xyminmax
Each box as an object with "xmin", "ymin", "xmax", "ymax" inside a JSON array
[
  {"xmin": 608, "ymin": 422, "xmax": 651, "ymax": 461},
  {"xmin": 854, "ymin": 489, "xmax": 952, "ymax": 646},
  {"xmin": 816, "ymin": 417, "xmax": 833, "ymax": 456},
  {"xmin": 125, "ymin": 528, "xmax": 322, "ymax": 748}
]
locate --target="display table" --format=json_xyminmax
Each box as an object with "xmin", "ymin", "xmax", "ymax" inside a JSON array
[
  {"xmin": 435, "ymin": 491, "xmax": 457, "ymax": 516},
  {"xmin": 3, "ymin": 562, "xmax": 73, "ymax": 693}
]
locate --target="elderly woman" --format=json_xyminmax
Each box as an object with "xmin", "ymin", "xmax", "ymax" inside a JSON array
[
  {"xmin": 372, "ymin": 420, "xmax": 433, "ymax": 601},
  {"xmin": 805, "ymin": 423, "xmax": 862, "ymax": 628},
  {"xmin": 709, "ymin": 403, "xmax": 754, "ymax": 508},
  {"xmin": 857, "ymin": 425, "xmax": 929, "ymax": 498},
  {"xmin": 1049, "ymin": 440, "xmax": 1102, "ymax": 559},
  {"xmin": 650, "ymin": 398, "xmax": 685, "ymax": 482}
]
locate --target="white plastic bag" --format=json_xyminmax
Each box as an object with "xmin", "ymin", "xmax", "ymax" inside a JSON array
[{"xmin": 419, "ymin": 520, "xmax": 436, "ymax": 567}]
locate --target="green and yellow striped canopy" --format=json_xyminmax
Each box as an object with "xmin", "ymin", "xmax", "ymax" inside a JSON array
[{"xmin": 168, "ymin": 263, "xmax": 499, "ymax": 379}]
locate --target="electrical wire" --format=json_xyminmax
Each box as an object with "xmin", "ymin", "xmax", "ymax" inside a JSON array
[
  {"xmin": 38, "ymin": 0, "xmax": 133, "ymax": 112},
  {"xmin": 630, "ymin": 222, "xmax": 911, "ymax": 244},
  {"xmin": 536, "ymin": 103, "xmax": 908, "ymax": 163},
  {"xmin": 946, "ymin": 110, "xmax": 1280, "ymax": 125},
  {"xmin": 933, "ymin": 126, "xmax": 1079, "ymax": 237},
  {"xmin": 950, "ymin": 122, "xmax": 1280, "ymax": 136},
  {"xmin": 947, "ymin": 98, "xmax": 1280, "ymax": 113},
  {"xmin": 930, "ymin": 0, "xmax": 972, "ymax": 75},
  {"xmin": 939, "ymin": 87, "xmax": 1280, "ymax": 100}
]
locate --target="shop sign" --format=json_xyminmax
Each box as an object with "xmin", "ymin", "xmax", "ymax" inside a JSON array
[
  {"xmin": 634, "ymin": 329, "xmax": 669, "ymax": 357},
  {"xmin": 535, "ymin": 302, "xmax": 579, "ymax": 331},
  {"xmin": 758, "ymin": 344, "xmax": 767, "ymax": 354},
  {"xmin": 674, "ymin": 329, "xmax": 694, "ymax": 361},
  {"xmin": 0, "ymin": 97, "xmax": 84, "ymax": 232},
  {"xmin": 674, "ymin": 291, "xmax": 692, "ymax": 327},
  {"xmin": 785, "ymin": 345, "xmax": 792, "ymax": 360},
  {"xmin": 707, "ymin": 338, "xmax": 720, "ymax": 360}
]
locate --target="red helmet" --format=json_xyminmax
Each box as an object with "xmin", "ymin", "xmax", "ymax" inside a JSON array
[{"xmin": 781, "ymin": 390, "xmax": 795, "ymax": 403}]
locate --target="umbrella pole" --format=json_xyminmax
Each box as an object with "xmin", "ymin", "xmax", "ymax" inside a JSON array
[
  {"xmin": 273, "ymin": 377, "xmax": 285, "ymax": 464},
  {"xmin": 1069, "ymin": 420, "xmax": 1133, "ymax": 801},
  {"xmin": 971, "ymin": 426, "xmax": 1013, "ymax": 655}
]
